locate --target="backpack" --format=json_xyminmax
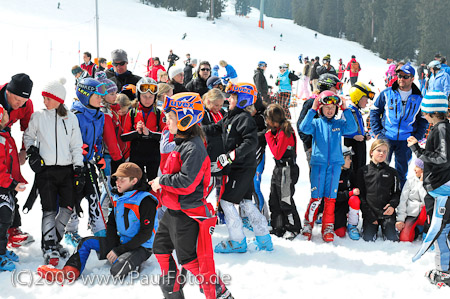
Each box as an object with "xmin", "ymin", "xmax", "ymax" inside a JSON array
[{"xmin": 351, "ymin": 61, "xmax": 360, "ymax": 73}]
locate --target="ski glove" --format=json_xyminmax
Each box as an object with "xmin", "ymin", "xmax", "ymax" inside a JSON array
[
  {"xmin": 73, "ymin": 166, "xmax": 85, "ymax": 194},
  {"xmin": 26, "ymin": 146, "xmax": 45, "ymax": 173},
  {"xmin": 96, "ymin": 157, "xmax": 106, "ymax": 170},
  {"xmin": 217, "ymin": 150, "xmax": 236, "ymax": 170}
]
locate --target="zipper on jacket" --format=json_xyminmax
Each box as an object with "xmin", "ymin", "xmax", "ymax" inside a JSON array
[
  {"xmin": 62, "ymin": 119, "xmax": 68, "ymax": 135},
  {"xmin": 55, "ymin": 111, "xmax": 58, "ymax": 165}
]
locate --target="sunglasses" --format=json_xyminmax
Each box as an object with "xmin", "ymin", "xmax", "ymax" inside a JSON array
[
  {"xmin": 398, "ymin": 74, "xmax": 412, "ymax": 79},
  {"xmin": 112, "ymin": 61, "xmax": 126, "ymax": 67},
  {"xmin": 200, "ymin": 68, "xmax": 211, "ymax": 72},
  {"xmin": 321, "ymin": 95, "xmax": 341, "ymax": 105},
  {"xmin": 139, "ymin": 83, "xmax": 158, "ymax": 94}
]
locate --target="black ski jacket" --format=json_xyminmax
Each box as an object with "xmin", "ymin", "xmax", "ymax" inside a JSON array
[
  {"xmin": 310, "ymin": 61, "xmax": 321, "ymax": 80},
  {"xmin": 253, "ymin": 68, "xmax": 269, "ymax": 101},
  {"xmin": 186, "ymin": 77, "xmax": 209, "ymax": 97}
]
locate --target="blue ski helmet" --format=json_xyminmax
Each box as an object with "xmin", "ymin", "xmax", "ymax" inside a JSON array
[
  {"xmin": 258, "ymin": 61, "xmax": 267, "ymax": 68},
  {"xmin": 76, "ymin": 78, "xmax": 107, "ymax": 106},
  {"xmin": 225, "ymin": 82, "xmax": 258, "ymax": 109}
]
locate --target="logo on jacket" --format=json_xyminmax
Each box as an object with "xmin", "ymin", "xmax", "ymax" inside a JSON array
[
  {"xmin": 382, "ymin": 174, "xmax": 389, "ymax": 178},
  {"xmin": 332, "ymin": 128, "xmax": 340, "ymax": 132},
  {"xmin": 144, "ymin": 219, "xmax": 150, "ymax": 225}
]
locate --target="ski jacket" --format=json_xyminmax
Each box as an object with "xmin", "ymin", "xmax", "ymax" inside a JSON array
[
  {"xmin": 385, "ymin": 63, "xmax": 396, "ymax": 79},
  {"xmin": 254, "ymin": 111, "xmax": 267, "ymax": 166},
  {"xmin": 223, "ymin": 65, "xmax": 238, "ymax": 80},
  {"xmin": 183, "ymin": 65, "xmax": 194, "ymax": 85},
  {"xmin": 71, "ymin": 100, "xmax": 105, "ymax": 162},
  {"xmin": 346, "ymin": 59, "xmax": 361, "ymax": 77},
  {"xmin": 343, "ymin": 104, "xmax": 365, "ymax": 138},
  {"xmin": 105, "ymin": 69, "xmax": 141, "ymax": 93},
  {"xmin": 427, "ymin": 69, "xmax": 450, "ymax": 97},
  {"xmin": 111, "ymin": 189, "xmax": 158, "ymax": 251},
  {"xmin": 253, "ymin": 68, "xmax": 268, "ymax": 100},
  {"xmin": 356, "ymin": 161, "xmax": 401, "ymax": 223},
  {"xmin": 159, "ymin": 136, "xmax": 211, "ymax": 210},
  {"xmin": 121, "ymin": 104, "xmax": 163, "ymax": 163},
  {"xmin": 170, "ymin": 81, "xmax": 187, "ymax": 95},
  {"xmin": 296, "ymin": 96, "xmax": 319, "ymax": 152},
  {"xmin": 149, "ymin": 65, "xmax": 166, "ymax": 81},
  {"xmin": 337, "ymin": 168, "xmax": 356, "ymax": 204},
  {"xmin": 0, "ymin": 132, "xmax": 26, "ymax": 190},
  {"xmin": 316, "ymin": 65, "xmax": 338, "ymax": 77},
  {"xmin": 186, "ymin": 76, "xmax": 209, "ymax": 97},
  {"xmin": 410, "ymin": 119, "xmax": 450, "ymax": 192},
  {"xmin": 303, "ymin": 63, "xmax": 311, "ymax": 77},
  {"xmin": 159, "ymin": 125, "xmax": 175, "ymax": 171},
  {"xmin": 81, "ymin": 61, "xmax": 97, "ymax": 77},
  {"xmin": 337, "ymin": 63, "xmax": 346, "ymax": 80},
  {"xmin": 369, "ymin": 81, "xmax": 427, "ymax": 141},
  {"xmin": 100, "ymin": 104, "xmax": 123, "ymax": 161},
  {"xmin": 265, "ymin": 128, "xmax": 296, "ymax": 164},
  {"xmin": 24, "ymin": 108, "xmax": 84, "ymax": 168},
  {"xmin": 117, "ymin": 113, "xmax": 131, "ymax": 160},
  {"xmin": 202, "ymin": 108, "xmax": 225, "ymax": 166},
  {"xmin": 299, "ymin": 108, "xmax": 357, "ymax": 165},
  {"xmin": 167, "ymin": 53, "xmax": 179, "ymax": 67},
  {"xmin": 277, "ymin": 71, "xmax": 292, "ymax": 92},
  {"xmin": 310, "ymin": 61, "xmax": 321, "ymax": 80},
  {"xmin": 442, "ymin": 64, "xmax": 450, "ymax": 76},
  {"xmin": 396, "ymin": 175, "xmax": 426, "ymax": 222}
]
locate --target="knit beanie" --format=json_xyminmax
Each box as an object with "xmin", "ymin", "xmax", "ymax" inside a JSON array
[
  {"xmin": 111, "ymin": 49, "xmax": 128, "ymax": 63},
  {"xmin": 421, "ymin": 91, "xmax": 448, "ymax": 114},
  {"xmin": 169, "ymin": 67, "xmax": 183, "ymax": 79},
  {"xmin": 415, "ymin": 158, "xmax": 424, "ymax": 169},
  {"xmin": 95, "ymin": 71, "xmax": 118, "ymax": 94},
  {"xmin": 7, "ymin": 73, "xmax": 33, "ymax": 99},
  {"xmin": 42, "ymin": 78, "xmax": 67, "ymax": 104},
  {"xmin": 323, "ymin": 54, "xmax": 331, "ymax": 61}
]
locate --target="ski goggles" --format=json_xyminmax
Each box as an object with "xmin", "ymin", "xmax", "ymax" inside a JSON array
[
  {"xmin": 138, "ymin": 83, "xmax": 158, "ymax": 94},
  {"xmin": 320, "ymin": 95, "xmax": 341, "ymax": 106},
  {"xmin": 354, "ymin": 84, "xmax": 375, "ymax": 99},
  {"xmin": 112, "ymin": 61, "xmax": 127, "ymax": 67},
  {"xmin": 225, "ymin": 82, "xmax": 258, "ymax": 109},
  {"xmin": 78, "ymin": 82, "xmax": 108, "ymax": 96},
  {"xmin": 163, "ymin": 92, "xmax": 204, "ymax": 131}
]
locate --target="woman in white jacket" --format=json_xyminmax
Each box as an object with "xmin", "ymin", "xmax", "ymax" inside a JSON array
[
  {"xmin": 24, "ymin": 78, "xmax": 83, "ymax": 265},
  {"xmin": 395, "ymin": 158, "xmax": 427, "ymax": 242}
]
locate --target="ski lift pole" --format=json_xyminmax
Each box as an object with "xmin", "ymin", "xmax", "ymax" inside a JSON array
[{"xmin": 133, "ymin": 51, "xmax": 140, "ymax": 72}]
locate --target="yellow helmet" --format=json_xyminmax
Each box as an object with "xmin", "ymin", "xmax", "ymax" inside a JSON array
[{"xmin": 349, "ymin": 82, "xmax": 375, "ymax": 105}]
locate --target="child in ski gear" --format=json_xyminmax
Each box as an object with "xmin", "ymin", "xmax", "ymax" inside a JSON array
[
  {"xmin": 121, "ymin": 77, "xmax": 163, "ymax": 183},
  {"xmin": 38, "ymin": 162, "xmax": 158, "ymax": 282},
  {"xmin": 212, "ymin": 82, "xmax": 273, "ymax": 253},
  {"xmin": 150, "ymin": 92, "xmax": 232, "ymax": 299},
  {"xmin": 219, "ymin": 60, "xmax": 238, "ymax": 83},
  {"xmin": 344, "ymin": 82, "xmax": 374, "ymax": 173},
  {"xmin": 0, "ymin": 73, "xmax": 35, "ymax": 248},
  {"xmin": 115, "ymin": 93, "xmax": 132, "ymax": 160},
  {"xmin": 407, "ymin": 91, "xmax": 450, "ymax": 286},
  {"xmin": 24, "ymin": 78, "xmax": 83, "ymax": 265},
  {"xmin": 334, "ymin": 146, "xmax": 361, "ymax": 240},
  {"xmin": 265, "ymin": 104, "xmax": 301, "ymax": 240},
  {"xmin": 299, "ymin": 90, "xmax": 357, "ymax": 242},
  {"xmin": 0, "ymin": 107, "xmax": 26, "ymax": 271},
  {"xmin": 275, "ymin": 64, "xmax": 299, "ymax": 119},
  {"xmin": 395, "ymin": 158, "xmax": 427, "ymax": 242},
  {"xmin": 356, "ymin": 139, "xmax": 400, "ymax": 242},
  {"xmin": 64, "ymin": 78, "xmax": 108, "ymax": 246}
]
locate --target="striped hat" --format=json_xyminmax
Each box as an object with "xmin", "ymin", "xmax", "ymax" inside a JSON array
[
  {"xmin": 42, "ymin": 78, "xmax": 66, "ymax": 104},
  {"xmin": 421, "ymin": 91, "xmax": 448, "ymax": 114}
]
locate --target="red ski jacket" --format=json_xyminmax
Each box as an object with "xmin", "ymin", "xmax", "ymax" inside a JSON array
[
  {"xmin": 101, "ymin": 104, "xmax": 123, "ymax": 161},
  {"xmin": 0, "ymin": 132, "xmax": 27, "ymax": 189},
  {"xmin": 81, "ymin": 61, "xmax": 97, "ymax": 76},
  {"xmin": 265, "ymin": 128, "xmax": 296, "ymax": 160}
]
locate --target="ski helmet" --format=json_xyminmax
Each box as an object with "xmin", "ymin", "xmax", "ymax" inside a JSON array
[
  {"xmin": 136, "ymin": 77, "xmax": 158, "ymax": 105},
  {"xmin": 428, "ymin": 60, "xmax": 441, "ymax": 70},
  {"xmin": 342, "ymin": 145, "xmax": 355, "ymax": 157},
  {"xmin": 318, "ymin": 90, "xmax": 341, "ymax": 116},
  {"xmin": 317, "ymin": 73, "xmax": 342, "ymax": 92},
  {"xmin": 225, "ymin": 82, "xmax": 258, "ymax": 109},
  {"xmin": 349, "ymin": 82, "xmax": 375, "ymax": 106},
  {"xmin": 76, "ymin": 78, "xmax": 107, "ymax": 106},
  {"xmin": 258, "ymin": 61, "xmax": 267, "ymax": 68},
  {"xmin": 207, "ymin": 76, "xmax": 223, "ymax": 90},
  {"xmin": 163, "ymin": 92, "xmax": 204, "ymax": 131}
]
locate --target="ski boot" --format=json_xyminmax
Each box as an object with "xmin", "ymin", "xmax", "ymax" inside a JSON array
[
  {"xmin": 37, "ymin": 265, "xmax": 80, "ymax": 283},
  {"xmin": 64, "ymin": 231, "xmax": 81, "ymax": 247},
  {"xmin": 43, "ymin": 248, "xmax": 60, "ymax": 266},
  {"xmin": 214, "ymin": 238, "xmax": 247, "ymax": 253},
  {"xmin": 7, "ymin": 227, "xmax": 34, "ymax": 248},
  {"xmin": 242, "ymin": 217, "xmax": 254, "ymax": 231},
  {"xmin": 301, "ymin": 221, "xmax": 313, "ymax": 241},
  {"xmin": 5, "ymin": 250, "xmax": 19, "ymax": 262},
  {"xmin": 56, "ymin": 243, "xmax": 70, "ymax": 259},
  {"xmin": 425, "ymin": 269, "xmax": 450, "ymax": 288},
  {"xmin": 254, "ymin": 234, "xmax": 274, "ymax": 251},
  {"xmin": 347, "ymin": 224, "xmax": 360, "ymax": 240},
  {"xmin": 322, "ymin": 224, "xmax": 335, "ymax": 243},
  {"xmin": 0, "ymin": 254, "xmax": 16, "ymax": 271},
  {"xmin": 216, "ymin": 278, "xmax": 234, "ymax": 299}
]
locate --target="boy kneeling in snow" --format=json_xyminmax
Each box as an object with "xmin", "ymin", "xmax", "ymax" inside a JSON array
[{"xmin": 37, "ymin": 162, "xmax": 158, "ymax": 282}]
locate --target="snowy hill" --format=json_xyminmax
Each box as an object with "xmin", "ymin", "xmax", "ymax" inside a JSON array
[{"xmin": 0, "ymin": 0, "xmax": 443, "ymax": 298}]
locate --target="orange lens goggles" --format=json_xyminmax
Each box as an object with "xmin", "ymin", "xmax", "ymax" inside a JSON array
[{"xmin": 139, "ymin": 83, "xmax": 158, "ymax": 94}]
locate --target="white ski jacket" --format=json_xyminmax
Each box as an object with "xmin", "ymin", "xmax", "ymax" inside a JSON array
[
  {"xmin": 396, "ymin": 175, "xmax": 427, "ymax": 222},
  {"xmin": 24, "ymin": 108, "xmax": 84, "ymax": 168}
]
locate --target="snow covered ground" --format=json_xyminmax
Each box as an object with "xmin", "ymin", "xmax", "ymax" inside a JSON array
[{"xmin": 0, "ymin": 0, "xmax": 445, "ymax": 298}]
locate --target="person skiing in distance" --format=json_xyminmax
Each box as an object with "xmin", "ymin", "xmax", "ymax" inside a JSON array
[
  {"xmin": 337, "ymin": 58, "xmax": 345, "ymax": 81},
  {"xmin": 299, "ymin": 90, "xmax": 357, "ymax": 242},
  {"xmin": 150, "ymin": 92, "xmax": 233, "ymax": 299},
  {"xmin": 346, "ymin": 55, "xmax": 361, "ymax": 86},
  {"xmin": 24, "ymin": 78, "xmax": 83, "ymax": 266}
]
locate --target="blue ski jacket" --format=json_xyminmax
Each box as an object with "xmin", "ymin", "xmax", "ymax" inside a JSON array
[
  {"xmin": 222, "ymin": 64, "xmax": 238, "ymax": 80},
  {"xmin": 277, "ymin": 70, "xmax": 292, "ymax": 92},
  {"xmin": 299, "ymin": 108, "xmax": 357, "ymax": 165},
  {"xmin": 343, "ymin": 104, "xmax": 365, "ymax": 138},
  {"xmin": 369, "ymin": 81, "xmax": 428, "ymax": 141},
  {"xmin": 427, "ymin": 69, "xmax": 450, "ymax": 97}
]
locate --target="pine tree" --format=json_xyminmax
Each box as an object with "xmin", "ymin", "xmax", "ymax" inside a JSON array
[
  {"xmin": 343, "ymin": 0, "xmax": 363, "ymax": 41},
  {"xmin": 236, "ymin": 0, "xmax": 251, "ymax": 15},
  {"xmin": 186, "ymin": 0, "xmax": 200, "ymax": 17},
  {"xmin": 318, "ymin": 0, "xmax": 338, "ymax": 37}
]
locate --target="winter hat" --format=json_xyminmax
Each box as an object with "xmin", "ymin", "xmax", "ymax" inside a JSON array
[
  {"xmin": 42, "ymin": 78, "xmax": 67, "ymax": 104},
  {"xmin": 95, "ymin": 71, "xmax": 117, "ymax": 94},
  {"xmin": 71, "ymin": 66, "xmax": 83, "ymax": 76},
  {"xmin": 169, "ymin": 67, "xmax": 183, "ymax": 79},
  {"xmin": 111, "ymin": 49, "xmax": 128, "ymax": 63},
  {"xmin": 323, "ymin": 54, "xmax": 331, "ymax": 61},
  {"xmin": 280, "ymin": 63, "xmax": 288, "ymax": 69},
  {"xmin": 421, "ymin": 91, "xmax": 448, "ymax": 114},
  {"xmin": 351, "ymin": 55, "xmax": 356, "ymax": 59},
  {"xmin": 415, "ymin": 158, "xmax": 424, "ymax": 169},
  {"xmin": 112, "ymin": 162, "xmax": 142, "ymax": 180},
  {"xmin": 7, "ymin": 73, "xmax": 33, "ymax": 99}
]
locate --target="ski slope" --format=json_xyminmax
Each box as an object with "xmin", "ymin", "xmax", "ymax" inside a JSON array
[{"xmin": 0, "ymin": 0, "xmax": 444, "ymax": 298}]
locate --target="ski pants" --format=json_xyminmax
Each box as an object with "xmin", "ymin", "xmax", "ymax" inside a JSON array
[
  {"xmin": 65, "ymin": 236, "xmax": 152, "ymax": 276},
  {"xmin": 277, "ymin": 92, "xmax": 292, "ymax": 119},
  {"xmin": 310, "ymin": 164, "xmax": 341, "ymax": 199},
  {"xmin": 269, "ymin": 163, "xmax": 301, "ymax": 234},
  {"xmin": 399, "ymin": 206, "xmax": 427, "ymax": 242},
  {"xmin": 253, "ymin": 153, "xmax": 265, "ymax": 211},
  {"xmin": 344, "ymin": 137, "xmax": 366, "ymax": 174},
  {"xmin": 386, "ymin": 139, "xmax": 412, "ymax": 189},
  {"xmin": 66, "ymin": 164, "xmax": 106, "ymax": 235},
  {"xmin": 299, "ymin": 76, "xmax": 311, "ymax": 99},
  {"xmin": 335, "ymin": 195, "xmax": 360, "ymax": 230},
  {"xmin": 0, "ymin": 192, "xmax": 14, "ymax": 255},
  {"xmin": 350, "ymin": 76, "xmax": 358, "ymax": 86},
  {"xmin": 362, "ymin": 215, "xmax": 398, "ymax": 242}
]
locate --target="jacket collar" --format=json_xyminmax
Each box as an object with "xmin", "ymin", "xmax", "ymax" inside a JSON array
[{"xmin": 391, "ymin": 81, "xmax": 421, "ymax": 96}]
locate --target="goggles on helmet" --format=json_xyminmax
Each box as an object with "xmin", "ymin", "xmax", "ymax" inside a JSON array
[
  {"xmin": 354, "ymin": 84, "xmax": 375, "ymax": 99},
  {"xmin": 139, "ymin": 83, "xmax": 158, "ymax": 94},
  {"xmin": 320, "ymin": 95, "xmax": 341, "ymax": 106}
]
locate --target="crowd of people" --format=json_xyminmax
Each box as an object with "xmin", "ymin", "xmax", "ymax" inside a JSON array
[{"xmin": 1, "ymin": 47, "xmax": 450, "ymax": 298}]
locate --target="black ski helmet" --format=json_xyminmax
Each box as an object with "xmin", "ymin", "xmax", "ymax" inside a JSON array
[{"xmin": 317, "ymin": 73, "xmax": 341, "ymax": 92}]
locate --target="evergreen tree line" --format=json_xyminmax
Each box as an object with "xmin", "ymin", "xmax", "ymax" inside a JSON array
[
  {"xmin": 140, "ymin": 0, "xmax": 225, "ymax": 18},
  {"xmin": 250, "ymin": 0, "xmax": 449, "ymax": 63}
]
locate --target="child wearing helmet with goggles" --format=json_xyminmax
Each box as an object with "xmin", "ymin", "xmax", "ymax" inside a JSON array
[
  {"xmin": 150, "ymin": 92, "xmax": 233, "ymax": 299},
  {"xmin": 343, "ymin": 82, "xmax": 375, "ymax": 174},
  {"xmin": 299, "ymin": 90, "xmax": 357, "ymax": 242},
  {"xmin": 209, "ymin": 82, "xmax": 274, "ymax": 253}
]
